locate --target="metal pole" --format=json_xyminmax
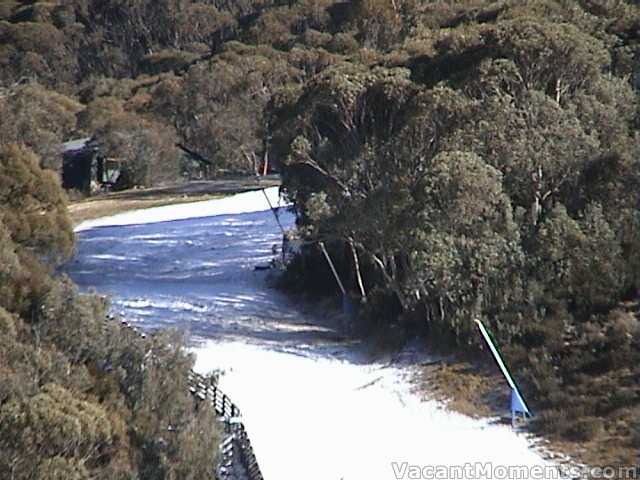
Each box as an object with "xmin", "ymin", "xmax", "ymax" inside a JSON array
[
  {"xmin": 474, "ymin": 319, "xmax": 532, "ymax": 419},
  {"xmin": 261, "ymin": 188, "xmax": 285, "ymax": 236}
]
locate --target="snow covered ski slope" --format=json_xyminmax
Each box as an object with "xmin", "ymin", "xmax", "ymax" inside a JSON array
[{"xmin": 67, "ymin": 187, "xmax": 552, "ymax": 480}]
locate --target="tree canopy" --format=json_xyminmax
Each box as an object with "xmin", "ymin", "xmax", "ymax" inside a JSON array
[{"xmin": 2, "ymin": 0, "xmax": 640, "ymax": 466}]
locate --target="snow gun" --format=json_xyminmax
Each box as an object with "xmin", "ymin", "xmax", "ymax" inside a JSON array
[{"xmin": 474, "ymin": 318, "xmax": 532, "ymax": 427}]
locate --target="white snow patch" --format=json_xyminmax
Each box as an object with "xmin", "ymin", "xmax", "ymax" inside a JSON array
[
  {"xmin": 118, "ymin": 298, "xmax": 210, "ymax": 313},
  {"xmin": 90, "ymin": 253, "xmax": 137, "ymax": 261},
  {"xmin": 74, "ymin": 186, "xmax": 285, "ymax": 232},
  {"xmin": 194, "ymin": 340, "xmax": 550, "ymax": 480}
]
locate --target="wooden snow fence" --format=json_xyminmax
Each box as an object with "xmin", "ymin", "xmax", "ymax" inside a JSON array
[
  {"xmin": 189, "ymin": 371, "xmax": 264, "ymax": 480},
  {"xmin": 106, "ymin": 315, "xmax": 265, "ymax": 480}
]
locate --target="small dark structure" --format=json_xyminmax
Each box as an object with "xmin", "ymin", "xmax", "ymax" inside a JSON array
[
  {"xmin": 62, "ymin": 137, "xmax": 122, "ymax": 194},
  {"xmin": 62, "ymin": 137, "xmax": 96, "ymax": 192},
  {"xmin": 176, "ymin": 143, "xmax": 213, "ymax": 179}
]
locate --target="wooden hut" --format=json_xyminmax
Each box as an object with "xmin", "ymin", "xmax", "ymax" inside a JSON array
[{"xmin": 62, "ymin": 137, "xmax": 122, "ymax": 194}]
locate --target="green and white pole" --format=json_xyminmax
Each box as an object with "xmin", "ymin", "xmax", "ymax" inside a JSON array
[{"xmin": 474, "ymin": 318, "xmax": 532, "ymax": 426}]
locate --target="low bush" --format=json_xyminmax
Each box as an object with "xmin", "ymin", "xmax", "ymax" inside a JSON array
[
  {"xmin": 632, "ymin": 422, "xmax": 640, "ymax": 449},
  {"xmin": 563, "ymin": 417, "xmax": 603, "ymax": 442},
  {"xmin": 0, "ymin": 145, "xmax": 220, "ymax": 479}
]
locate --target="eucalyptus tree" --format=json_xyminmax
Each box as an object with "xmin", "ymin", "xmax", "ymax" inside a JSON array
[
  {"xmin": 275, "ymin": 63, "xmax": 421, "ymax": 305},
  {"xmin": 0, "ymin": 84, "xmax": 81, "ymax": 170},
  {"xmin": 275, "ymin": 61, "xmax": 523, "ymax": 338}
]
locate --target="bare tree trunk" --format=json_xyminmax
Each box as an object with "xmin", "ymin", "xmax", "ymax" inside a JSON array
[
  {"xmin": 531, "ymin": 165, "xmax": 543, "ymax": 226},
  {"xmin": 389, "ymin": 255, "xmax": 398, "ymax": 283},
  {"xmin": 237, "ymin": 146, "xmax": 257, "ymax": 175},
  {"xmin": 319, "ymin": 241, "xmax": 346, "ymax": 295},
  {"xmin": 349, "ymin": 239, "xmax": 366, "ymax": 300},
  {"xmin": 262, "ymin": 150, "xmax": 269, "ymax": 176},
  {"xmin": 370, "ymin": 252, "xmax": 408, "ymax": 310}
]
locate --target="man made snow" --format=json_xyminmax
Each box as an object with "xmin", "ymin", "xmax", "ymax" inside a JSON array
[
  {"xmin": 74, "ymin": 186, "xmax": 284, "ymax": 232},
  {"xmin": 67, "ymin": 187, "xmax": 553, "ymax": 480}
]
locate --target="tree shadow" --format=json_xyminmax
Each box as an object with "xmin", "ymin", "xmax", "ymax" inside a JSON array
[{"xmin": 66, "ymin": 208, "xmax": 377, "ymax": 365}]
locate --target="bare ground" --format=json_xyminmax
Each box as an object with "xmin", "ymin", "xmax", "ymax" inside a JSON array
[
  {"xmin": 413, "ymin": 349, "xmax": 638, "ymax": 471},
  {"xmin": 67, "ymin": 176, "xmax": 280, "ymax": 226}
]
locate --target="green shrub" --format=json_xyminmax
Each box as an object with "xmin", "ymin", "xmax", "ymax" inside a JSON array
[
  {"xmin": 139, "ymin": 49, "xmax": 200, "ymax": 75},
  {"xmin": 563, "ymin": 417, "xmax": 603, "ymax": 442},
  {"xmin": 0, "ymin": 143, "xmax": 220, "ymax": 478},
  {"xmin": 0, "ymin": 143, "xmax": 74, "ymax": 265},
  {"xmin": 0, "ymin": 306, "xmax": 16, "ymax": 338},
  {"xmin": 532, "ymin": 409, "xmax": 570, "ymax": 436}
]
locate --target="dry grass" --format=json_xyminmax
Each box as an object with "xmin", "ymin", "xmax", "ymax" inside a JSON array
[
  {"xmin": 417, "ymin": 359, "xmax": 509, "ymax": 419},
  {"xmin": 413, "ymin": 351, "xmax": 638, "ymax": 470}
]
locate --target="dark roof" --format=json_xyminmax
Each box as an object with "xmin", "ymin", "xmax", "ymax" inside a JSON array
[{"xmin": 62, "ymin": 137, "xmax": 97, "ymax": 154}]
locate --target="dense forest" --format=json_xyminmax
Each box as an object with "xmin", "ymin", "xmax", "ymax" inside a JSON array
[
  {"xmin": 270, "ymin": 0, "xmax": 640, "ymax": 463},
  {"xmin": 1, "ymin": 0, "xmax": 640, "ymax": 473}
]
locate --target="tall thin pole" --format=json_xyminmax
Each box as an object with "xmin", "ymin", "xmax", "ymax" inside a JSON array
[
  {"xmin": 261, "ymin": 188, "xmax": 285, "ymax": 236},
  {"xmin": 349, "ymin": 239, "xmax": 366, "ymax": 300},
  {"xmin": 319, "ymin": 241, "xmax": 346, "ymax": 295},
  {"xmin": 474, "ymin": 319, "xmax": 531, "ymax": 418}
]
